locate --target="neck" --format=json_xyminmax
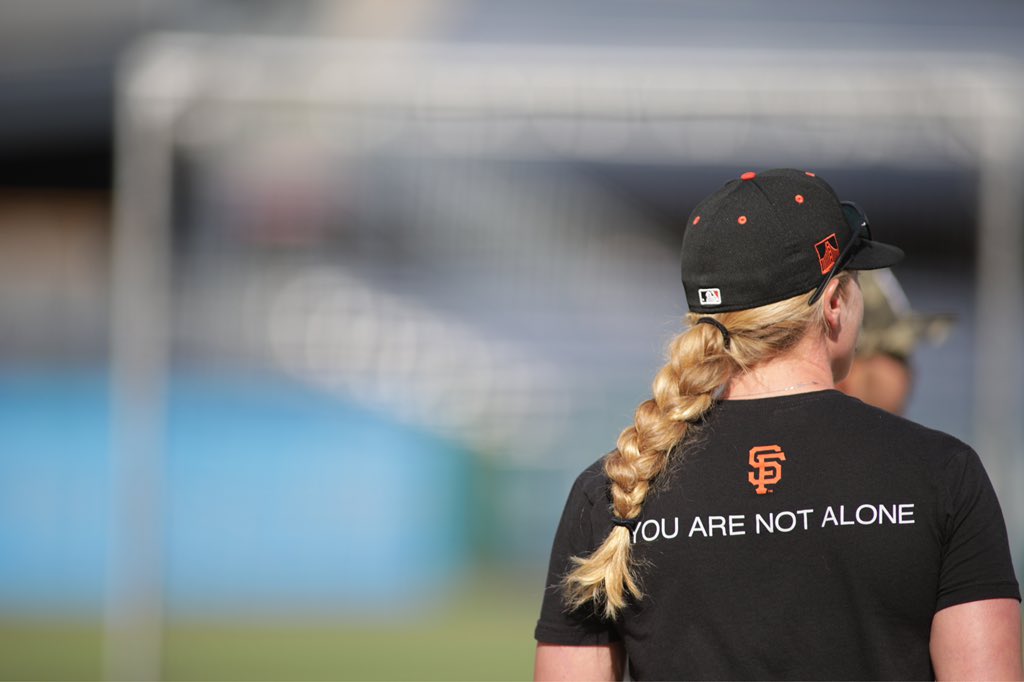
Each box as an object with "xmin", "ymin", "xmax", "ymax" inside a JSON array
[{"xmin": 721, "ymin": 334, "xmax": 837, "ymax": 400}]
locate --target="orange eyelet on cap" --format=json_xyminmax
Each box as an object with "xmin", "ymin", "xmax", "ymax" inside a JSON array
[
  {"xmin": 740, "ymin": 171, "xmax": 757, "ymax": 180},
  {"xmin": 693, "ymin": 216, "xmax": 701, "ymax": 225},
  {"xmin": 805, "ymin": 171, "xmax": 816, "ymax": 177},
  {"xmin": 795, "ymin": 194, "xmax": 805, "ymax": 204},
  {"xmin": 738, "ymin": 215, "xmax": 748, "ymax": 225}
]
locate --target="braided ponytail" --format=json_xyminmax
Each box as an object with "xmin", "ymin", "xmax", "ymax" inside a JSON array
[{"xmin": 562, "ymin": 275, "xmax": 850, "ymax": 619}]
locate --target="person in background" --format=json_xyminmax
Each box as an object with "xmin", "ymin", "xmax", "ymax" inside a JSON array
[{"xmin": 835, "ymin": 269, "xmax": 954, "ymax": 415}]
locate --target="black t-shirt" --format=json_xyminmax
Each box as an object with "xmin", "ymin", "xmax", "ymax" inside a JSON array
[{"xmin": 535, "ymin": 390, "xmax": 1021, "ymax": 681}]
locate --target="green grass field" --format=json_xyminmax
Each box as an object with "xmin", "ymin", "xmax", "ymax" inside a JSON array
[
  {"xmin": 0, "ymin": 572, "xmax": 541, "ymax": 681},
  {"xmin": 4, "ymin": 587, "xmax": 1024, "ymax": 680}
]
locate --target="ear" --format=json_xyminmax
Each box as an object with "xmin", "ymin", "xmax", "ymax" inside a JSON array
[{"xmin": 821, "ymin": 277, "xmax": 845, "ymax": 339}]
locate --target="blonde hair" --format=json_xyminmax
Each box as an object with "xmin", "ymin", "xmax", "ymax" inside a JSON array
[{"xmin": 562, "ymin": 274, "xmax": 851, "ymax": 619}]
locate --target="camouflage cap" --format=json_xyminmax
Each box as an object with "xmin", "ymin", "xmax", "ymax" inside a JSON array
[{"xmin": 856, "ymin": 269, "xmax": 955, "ymax": 362}]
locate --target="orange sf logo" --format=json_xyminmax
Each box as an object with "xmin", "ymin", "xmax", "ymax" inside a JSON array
[{"xmin": 748, "ymin": 445, "xmax": 786, "ymax": 495}]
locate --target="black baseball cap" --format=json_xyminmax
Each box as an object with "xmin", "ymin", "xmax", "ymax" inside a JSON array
[{"xmin": 681, "ymin": 169, "xmax": 904, "ymax": 313}]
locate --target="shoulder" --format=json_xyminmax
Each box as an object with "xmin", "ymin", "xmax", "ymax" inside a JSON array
[
  {"xmin": 567, "ymin": 454, "xmax": 614, "ymax": 509},
  {"xmin": 544, "ymin": 454, "xmax": 616, "ymax": 561},
  {"xmin": 827, "ymin": 393, "xmax": 987, "ymax": 503},
  {"xmin": 828, "ymin": 391, "xmax": 973, "ymax": 460}
]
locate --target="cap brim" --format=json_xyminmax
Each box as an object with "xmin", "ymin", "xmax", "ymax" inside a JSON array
[{"xmin": 846, "ymin": 239, "xmax": 904, "ymax": 271}]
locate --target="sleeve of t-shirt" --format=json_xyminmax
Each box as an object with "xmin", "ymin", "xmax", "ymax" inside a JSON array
[
  {"xmin": 935, "ymin": 444, "xmax": 1021, "ymax": 612},
  {"xmin": 534, "ymin": 462, "xmax": 621, "ymax": 645}
]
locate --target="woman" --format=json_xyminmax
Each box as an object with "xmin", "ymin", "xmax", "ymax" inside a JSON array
[{"xmin": 533, "ymin": 169, "xmax": 1022, "ymax": 680}]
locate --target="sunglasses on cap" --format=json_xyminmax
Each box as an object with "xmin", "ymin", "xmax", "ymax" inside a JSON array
[{"xmin": 807, "ymin": 201, "xmax": 871, "ymax": 305}]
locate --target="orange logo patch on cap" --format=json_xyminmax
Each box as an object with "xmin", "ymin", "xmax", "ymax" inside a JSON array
[{"xmin": 814, "ymin": 233, "xmax": 840, "ymax": 275}]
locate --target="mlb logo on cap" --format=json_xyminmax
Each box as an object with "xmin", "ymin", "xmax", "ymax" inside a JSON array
[{"xmin": 698, "ymin": 288, "xmax": 722, "ymax": 306}]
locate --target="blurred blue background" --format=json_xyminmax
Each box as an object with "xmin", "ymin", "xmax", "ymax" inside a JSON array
[
  {"xmin": 1, "ymin": 1, "xmax": 1023, "ymax": 679},
  {"xmin": 0, "ymin": 371, "xmax": 471, "ymax": 614}
]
